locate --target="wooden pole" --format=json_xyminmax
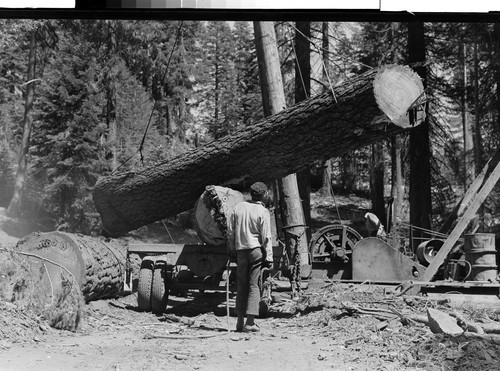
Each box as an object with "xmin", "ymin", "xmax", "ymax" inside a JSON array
[
  {"xmin": 254, "ymin": 21, "xmax": 310, "ymax": 290},
  {"xmin": 422, "ymin": 150, "xmax": 500, "ymax": 282}
]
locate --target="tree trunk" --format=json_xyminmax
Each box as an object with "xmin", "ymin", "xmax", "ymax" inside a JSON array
[
  {"xmin": 320, "ymin": 22, "xmax": 333, "ymax": 197},
  {"xmin": 389, "ymin": 22, "xmax": 403, "ymax": 232},
  {"xmin": 213, "ymin": 31, "xmax": 221, "ymax": 139},
  {"xmin": 294, "ymin": 21, "xmax": 312, "ymax": 244},
  {"xmin": 93, "ymin": 64, "xmax": 425, "ymax": 237},
  {"xmin": 107, "ymin": 87, "xmax": 118, "ymax": 172},
  {"xmin": 390, "ymin": 136, "xmax": 404, "ymax": 228},
  {"xmin": 255, "ymin": 21, "xmax": 310, "ymax": 284},
  {"xmin": 321, "ymin": 161, "xmax": 333, "ymax": 197},
  {"xmin": 462, "ymin": 42, "xmax": 475, "ymax": 188},
  {"xmin": 473, "ymin": 38, "xmax": 483, "ymax": 172},
  {"xmin": 495, "ymin": 23, "xmax": 500, "ymax": 136},
  {"xmin": 408, "ymin": 21, "xmax": 432, "ymax": 248},
  {"xmin": 7, "ymin": 31, "xmax": 36, "ymax": 218},
  {"xmin": 166, "ymin": 102, "xmax": 175, "ymax": 137},
  {"xmin": 370, "ymin": 142, "xmax": 387, "ymax": 227},
  {"xmin": 341, "ymin": 153, "xmax": 357, "ymax": 193}
]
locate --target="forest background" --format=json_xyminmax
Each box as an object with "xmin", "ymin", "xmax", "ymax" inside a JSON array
[{"xmin": 1, "ymin": 19, "xmax": 499, "ymax": 239}]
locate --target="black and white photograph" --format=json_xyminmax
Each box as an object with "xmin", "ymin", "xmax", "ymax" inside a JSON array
[{"xmin": 1, "ymin": 2, "xmax": 500, "ymax": 370}]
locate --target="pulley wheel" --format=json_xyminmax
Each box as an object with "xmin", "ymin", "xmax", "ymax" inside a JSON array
[
  {"xmin": 309, "ymin": 224, "xmax": 362, "ymax": 263},
  {"xmin": 416, "ymin": 239, "xmax": 444, "ymax": 267}
]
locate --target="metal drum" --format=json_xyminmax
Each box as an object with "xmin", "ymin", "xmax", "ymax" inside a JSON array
[{"xmin": 464, "ymin": 233, "xmax": 498, "ymax": 282}]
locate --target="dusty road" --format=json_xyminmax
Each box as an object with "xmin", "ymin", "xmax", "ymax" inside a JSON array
[
  {"xmin": 0, "ymin": 288, "xmax": 397, "ymax": 371},
  {"xmin": 2, "ymin": 281, "xmax": 499, "ymax": 371}
]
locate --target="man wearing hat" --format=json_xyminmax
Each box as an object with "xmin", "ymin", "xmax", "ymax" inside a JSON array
[{"xmin": 227, "ymin": 182, "xmax": 273, "ymax": 332}]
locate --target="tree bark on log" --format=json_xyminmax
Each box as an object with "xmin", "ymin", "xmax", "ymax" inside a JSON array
[
  {"xmin": 15, "ymin": 231, "xmax": 128, "ymax": 302},
  {"xmin": 93, "ymin": 65, "xmax": 425, "ymax": 237}
]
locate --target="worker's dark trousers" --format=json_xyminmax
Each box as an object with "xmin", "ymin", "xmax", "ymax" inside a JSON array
[{"xmin": 236, "ymin": 247, "xmax": 262, "ymax": 316}]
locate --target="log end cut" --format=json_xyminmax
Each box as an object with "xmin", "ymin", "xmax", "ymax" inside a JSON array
[
  {"xmin": 192, "ymin": 185, "xmax": 245, "ymax": 246},
  {"xmin": 373, "ymin": 64, "xmax": 426, "ymax": 128}
]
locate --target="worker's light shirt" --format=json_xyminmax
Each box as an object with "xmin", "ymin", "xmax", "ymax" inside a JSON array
[{"xmin": 228, "ymin": 200, "xmax": 273, "ymax": 262}]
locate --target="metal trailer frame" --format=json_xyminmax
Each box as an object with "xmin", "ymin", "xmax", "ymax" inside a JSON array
[{"xmin": 125, "ymin": 243, "xmax": 272, "ymax": 316}]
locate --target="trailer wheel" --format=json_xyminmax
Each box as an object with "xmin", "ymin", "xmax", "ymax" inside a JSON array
[
  {"xmin": 137, "ymin": 257, "xmax": 155, "ymax": 311},
  {"xmin": 151, "ymin": 260, "xmax": 170, "ymax": 314}
]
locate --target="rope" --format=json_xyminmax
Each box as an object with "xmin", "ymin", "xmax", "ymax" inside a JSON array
[
  {"xmin": 112, "ymin": 20, "xmax": 184, "ymax": 174},
  {"xmin": 289, "ymin": 22, "xmax": 338, "ymax": 104},
  {"xmin": 288, "ymin": 26, "xmax": 308, "ymax": 100},
  {"xmin": 139, "ymin": 20, "xmax": 184, "ymax": 165},
  {"xmin": 161, "ymin": 219, "xmax": 176, "ymax": 244},
  {"xmin": 328, "ymin": 179, "xmax": 342, "ymax": 224},
  {"xmin": 0, "ymin": 247, "xmax": 78, "ymax": 285},
  {"xmin": 0, "ymin": 247, "xmax": 80, "ymax": 301}
]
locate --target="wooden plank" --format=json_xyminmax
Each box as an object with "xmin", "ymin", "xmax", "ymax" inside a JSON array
[
  {"xmin": 439, "ymin": 150, "xmax": 500, "ymax": 233},
  {"xmin": 128, "ymin": 243, "xmax": 186, "ymax": 254},
  {"xmin": 128, "ymin": 244, "xmax": 227, "ymax": 255},
  {"xmin": 422, "ymin": 150, "xmax": 500, "ymax": 282}
]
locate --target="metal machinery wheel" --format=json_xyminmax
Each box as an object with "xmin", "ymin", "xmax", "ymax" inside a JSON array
[
  {"xmin": 137, "ymin": 256, "xmax": 155, "ymax": 312},
  {"xmin": 309, "ymin": 224, "xmax": 363, "ymax": 264},
  {"xmin": 416, "ymin": 239, "xmax": 445, "ymax": 267},
  {"xmin": 151, "ymin": 259, "xmax": 171, "ymax": 314}
]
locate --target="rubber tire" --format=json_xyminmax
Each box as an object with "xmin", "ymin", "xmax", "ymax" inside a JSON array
[
  {"xmin": 151, "ymin": 260, "xmax": 169, "ymax": 314},
  {"xmin": 137, "ymin": 257, "xmax": 155, "ymax": 312}
]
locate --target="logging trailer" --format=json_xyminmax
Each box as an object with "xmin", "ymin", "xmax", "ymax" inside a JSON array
[{"xmin": 124, "ymin": 185, "xmax": 273, "ymax": 315}]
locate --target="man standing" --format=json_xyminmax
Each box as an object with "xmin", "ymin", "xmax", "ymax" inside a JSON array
[{"xmin": 227, "ymin": 182, "xmax": 273, "ymax": 332}]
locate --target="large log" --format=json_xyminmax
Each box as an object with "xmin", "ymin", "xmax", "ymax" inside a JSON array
[
  {"xmin": 93, "ymin": 65, "xmax": 425, "ymax": 237},
  {"xmin": 15, "ymin": 231, "xmax": 128, "ymax": 302},
  {"xmin": 1, "ymin": 231, "xmax": 133, "ymax": 330}
]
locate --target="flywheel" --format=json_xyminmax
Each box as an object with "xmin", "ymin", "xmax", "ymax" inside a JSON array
[{"xmin": 309, "ymin": 224, "xmax": 362, "ymax": 264}]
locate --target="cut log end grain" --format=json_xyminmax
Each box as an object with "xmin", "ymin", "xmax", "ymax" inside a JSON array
[
  {"xmin": 192, "ymin": 186, "xmax": 245, "ymax": 246},
  {"xmin": 373, "ymin": 64, "xmax": 426, "ymax": 128},
  {"xmin": 6, "ymin": 232, "xmax": 131, "ymax": 330}
]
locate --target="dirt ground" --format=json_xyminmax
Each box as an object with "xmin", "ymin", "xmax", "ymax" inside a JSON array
[
  {"xmin": 1, "ymin": 194, "xmax": 500, "ymax": 371},
  {"xmin": 1, "ymin": 280, "xmax": 500, "ymax": 371}
]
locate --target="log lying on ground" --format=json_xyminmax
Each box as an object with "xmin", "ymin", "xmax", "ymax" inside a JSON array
[
  {"xmin": 93, "ymin": 64, "xmax": 425, "ymax": 237},
  {"xmin": 1, "ymin": 232, "xmax": 132, "ymax": 330},
  {"xmin": 15, "ymin": 231, "xmax": 128, "ymax": 302}
]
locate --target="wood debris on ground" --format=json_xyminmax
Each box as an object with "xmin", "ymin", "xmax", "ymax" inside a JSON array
[{"xmin": 269, "ymin": 281, "xmax": 500, "ymax": 370}]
